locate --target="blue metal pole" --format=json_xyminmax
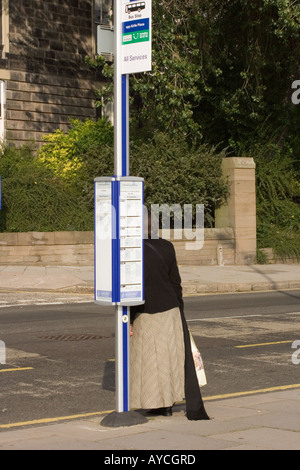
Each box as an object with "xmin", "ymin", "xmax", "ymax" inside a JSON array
[
  {"xmin": 122, "ymin": 74, "xmax": 129, "ymax": 176},
  {"xmin": 114, "ymin": 0, "xmax": 130, "ymax": 412},
  {"xmin": 120, "ymin": 73, "xmax": 130, "ymax": 413}
]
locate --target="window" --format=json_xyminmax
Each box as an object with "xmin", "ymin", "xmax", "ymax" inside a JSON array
[
  {"xmin": 95, "ymin": 0, "xmax": 113, "ymax": 27},
  {"xmin": 0, "ymin": 80, "xmax": 6, "ymax": 141},
  {"xmin": 1, "ymin": 0, "xmax": 9, "ymax": 57},
  {"xmin": 94, "ymin": 1, "xmax": 114, "ymax": 123},
  {"xmin": 94, "ymin": 0, "xmax": 113, "ymax": 55},
  {"xmin": 0, "ymin": 0, "xmax": 2, "ymax": 47}
]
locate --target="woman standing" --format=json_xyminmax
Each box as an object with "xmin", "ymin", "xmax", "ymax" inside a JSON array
[{"xmin": 130, "ymin": 224, "xmax": 209, "ymax": 420}]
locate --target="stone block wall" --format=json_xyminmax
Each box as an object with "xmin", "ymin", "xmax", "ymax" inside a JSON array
[
  {"xmin": 1, "ymin": 0, "xmax": 103, "ymax": 146},
  {"xmin": 215, "ymin": 157, "xmax": 257, "ymax": 264},
  {"xmin": 0, "ymin": 231, "xmax": 95, "ymax": 266},
  {"xmin": 5, "ymin": 72, "xmax": 101, "ymax": 145},
  {"xmin": 0, "ymin": 228, "xmax": 235, "ymax": 266},
  {"xmin": 170, "ymin": 228, "xmax": 235, "ymax": 266},
  {"xmin": 0, "ymin": 157, "xmax": 258, "ymax": 266}
]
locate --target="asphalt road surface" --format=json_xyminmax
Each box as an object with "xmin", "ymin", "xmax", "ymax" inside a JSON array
[{"xmin": 0, "ymin": 290, "xmax": 300, "ymax": 429}]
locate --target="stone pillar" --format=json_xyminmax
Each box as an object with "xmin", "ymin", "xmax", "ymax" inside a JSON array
[{"xmin": 215, "ymin": 157, "xmax": 256, "ymax": 265}]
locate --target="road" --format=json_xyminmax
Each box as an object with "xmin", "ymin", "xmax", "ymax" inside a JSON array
[{"xmin": 0, "ymin": 290, "xmax": 300, "ymax": 429}]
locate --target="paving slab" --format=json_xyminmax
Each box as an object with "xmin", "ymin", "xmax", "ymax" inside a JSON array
[
  {"xmin": 0, "ymin": 263, "xmax": 299, "ymax": 294},
  {"xmin": 212, "ymin": 427, "xmax": 300, "ymax": 450},
  {"xmin": 1, "ymin": 390, "xmax": 300, "ymax": 451}
]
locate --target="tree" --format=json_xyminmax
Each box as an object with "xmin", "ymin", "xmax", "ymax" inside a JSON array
[
  {"xmin": 86, "ymin": 0, "xmax": 300, "ymax": 257},
  {"xmin": 194, "ymin": 0, "xmax": 300, "ymax": 152},
  {"xmin": 88, "ymin": 0, "xmax": 300, "ymax": 154},
  {"xmin": 130, "ymin": 0, "xmax": 203, "ymax": 140}
]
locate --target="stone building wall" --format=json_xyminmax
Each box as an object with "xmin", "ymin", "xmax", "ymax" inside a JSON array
[{"xmin": 1, "ymin": 0, "xmax": 103, "ymax": 146}]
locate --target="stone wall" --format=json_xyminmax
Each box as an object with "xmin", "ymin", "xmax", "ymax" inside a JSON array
[
  {"xmin": 5, "ymin": 71, "xmax": 101, "ymax": 145},
  {"xmin": 0, "ymin": 228, "xmax": 235, "ymax": 266},
  {"xmin": 170, "ymin": 228, "xmax": 235, "ymax": 266},
  {"xmin": 215, "ymin": 157, "xmax": 257, "ymax": 264},
  {"xmin": 0, "ymin": 231, "xmax": 94, "ymax": 266},
  {"xmin": 0, "ymin": 156, "xmax": 258, "ymax": 266},
  {"xmin": 1, "ymin": 0, "xmax": 103, "ymax": 146}
]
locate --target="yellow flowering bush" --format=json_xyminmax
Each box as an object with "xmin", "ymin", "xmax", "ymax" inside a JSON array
[{"xmin": 38, "ymin": 118, "xmax": 114, "ymax": 186}]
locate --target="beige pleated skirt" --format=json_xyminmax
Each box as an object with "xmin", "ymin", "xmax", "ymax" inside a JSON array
[{"xmin": 130, "ymin": 307, "xmax": 185, "ymax": 409}]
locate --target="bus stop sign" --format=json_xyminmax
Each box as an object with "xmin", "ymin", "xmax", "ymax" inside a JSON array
[{"xmin": 122, "ymin": 0, "xmax": 152, "ymax": 74}]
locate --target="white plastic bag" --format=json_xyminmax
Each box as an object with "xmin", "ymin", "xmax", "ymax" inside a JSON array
[{"xmin": 190, "ymin": 333, "xmax": 207, "ymax": 387}]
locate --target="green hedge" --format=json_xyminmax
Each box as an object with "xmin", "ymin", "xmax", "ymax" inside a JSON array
[
  {"xmin": 0, "ymin": 119, "xmax": 228, "ymax": 232},
  {"xmin": 254, "ymin": 142, "xmax": 300, "ymax": 260},
  {"xmin": 0, "ymin": 143, "xmax": 92, "ymax": 232},
  {"xmin": 1, "ymin": 118, "xmax": 299, "ymax": 262}
]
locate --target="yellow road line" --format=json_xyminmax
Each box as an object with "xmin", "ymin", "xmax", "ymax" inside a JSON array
[
  {"xmin": 2, "ymin": 384, "xmax": 300, "ymax": 430},
  {"xmin": 0, "ymin": 367, "xmax": 34, "ymax": 373},
  {"xmin": 0, "ymin": 410, "xmax": 113, "ymax": 430},
  {"xmin": 235, "ymin": 340, "xmax": 293, "ymax": 349},
  {"xmin": 203, "ymin": 383, "xmax": 300, "ymax": 401}
]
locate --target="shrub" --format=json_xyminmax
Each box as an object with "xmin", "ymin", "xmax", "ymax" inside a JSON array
[
  {"xmin": 130, "ymin": 132, "xmax": 228, "ymax": 226},
  {"xmin": 254, "ymin": 142, "xmax": 300, "ymax": 260},
  {"xmin": 38, "ymin": 118, "xmax": 115, "ymax": 215},
  {"xmin": 0, "ymin": 122, "xmax": 229, "ymax": 232},
  {"xmin": 0, "ymin": 143, "xmax": 92, "ymax": 232},
  {"xmin": 38, "ymin": 118, "xmax": 114, "ymax": 185}
]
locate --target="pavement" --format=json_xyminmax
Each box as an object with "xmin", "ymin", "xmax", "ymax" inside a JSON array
[
  {"xmin": 0, "ymin": 389, "xmax": 300, "ymax": 450},
  {"xmin": 0, "ymin": 261, "xmax": 300, "ymax": 451},
  {"xmin": 0, "ymin": 262, "xmax": 299, "ymax": 295}
]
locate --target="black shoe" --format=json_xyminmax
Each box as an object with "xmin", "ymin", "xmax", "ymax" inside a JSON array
[
  {"xmin": 148, "ymin": 406, "xmax": 173, "ymax": 417},
  {"xmin": 162, "ymin": 407, "xmax": 172, "ymax": 416}
]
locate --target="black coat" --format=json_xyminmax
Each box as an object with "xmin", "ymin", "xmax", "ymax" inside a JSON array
[
  {"xmin": 131, "ymin": 238, "xmax": 183, "ymax": 318},
  {"xmin": 131, "ymin": 238, "xmax": 209, "ymax": 421}
]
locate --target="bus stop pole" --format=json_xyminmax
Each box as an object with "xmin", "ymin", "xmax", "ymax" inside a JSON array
[
  {"xmin": 114, "ymin": 0, "xmax": 130, "ymax": 414},
  {"xmin": 100, "ymin": 0, "xmax": 147, "ymax": 428}
]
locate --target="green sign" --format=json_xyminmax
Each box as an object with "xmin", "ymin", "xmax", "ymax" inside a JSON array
[{"xmin": 123, "ymin": 30, "xmax": 149, "ymax": 45}]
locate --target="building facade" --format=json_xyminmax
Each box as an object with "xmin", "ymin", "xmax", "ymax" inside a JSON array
[{"xmin": 0, "ymin": 0, "xmax": 112, "ymax": 146}]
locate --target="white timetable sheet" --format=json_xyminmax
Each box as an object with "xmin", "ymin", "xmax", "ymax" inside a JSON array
[
  {"xmin": 119, "ymin": 179, "xmax": 144, "ymax": 302},
  {"xmin": 94, "ymin": 177, "xmax": 144, "ymax": 306}
]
